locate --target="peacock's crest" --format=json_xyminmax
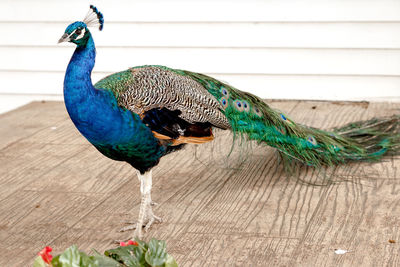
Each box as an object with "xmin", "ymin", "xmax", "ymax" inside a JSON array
[
  {"xmin": 83, "ymin": 5, "xmax": 104, "ymax": 31},
  {"xmin": 59, "ymin": 5, "xmax": 104, "ymax": 44}
]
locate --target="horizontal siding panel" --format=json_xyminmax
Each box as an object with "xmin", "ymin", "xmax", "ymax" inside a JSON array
[
  {"xmin": 1, "ymin": 0, "xmax": 399, "ymax": 102},
  {"xmin": 1, "ymin": 71, "xmax": 399, "ymax": 101},
  {"xmin": 2, "ymin": 46, "xmax": 400, "ymax": 76},
  {"xmin": 2, "ymin": 22, "xmax": 400, "ymax": 49},
  {"xmin": 2, "ymin": 0, "xmax": 400, "ymax": 22}
]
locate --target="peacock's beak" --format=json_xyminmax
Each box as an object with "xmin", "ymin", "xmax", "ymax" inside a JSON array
[{"xmin": 58, "ymin": 33, "xmax": 70, "ymax": 44}]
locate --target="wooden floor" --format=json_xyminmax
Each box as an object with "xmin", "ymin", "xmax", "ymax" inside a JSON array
[{"xmin": 0, "ymin": 100, "xmax": 399, "ymax": 266}]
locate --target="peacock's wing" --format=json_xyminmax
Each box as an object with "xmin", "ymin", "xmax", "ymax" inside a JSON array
[{"xmin": 94, "ymin": 65, "xmax": 230, "ymax": 145}]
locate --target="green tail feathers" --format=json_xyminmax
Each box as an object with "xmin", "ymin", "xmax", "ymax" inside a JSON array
[{"xmin": 180, "ymin": 69, "xmax": 400, "ymax": 170}]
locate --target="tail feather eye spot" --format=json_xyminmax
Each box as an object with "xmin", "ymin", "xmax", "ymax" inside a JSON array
[
  {"xmin": 280, "ymin": 114, "xmax": 287, "ymax": 121},
  {"xmin": 234, "ymin": 100, "xmax": 244, "ymax": 112},
  {"xmin": 253, "ymin": 107, "xmax": 262, "ymax": 117},
  {"xmin": 242, "ymin": 101, "xmax": 250, "ymax": 112},
  {"xmin": 307, "ymin": 136, "xmax": 318, "ymax": 146},
  {"xmin": 220, "ymin": 97, "xmax": 228, "ymax": 109},
  {"xmin": 220, "ymin": 87, "xmax": 230, "ymax": 98}
]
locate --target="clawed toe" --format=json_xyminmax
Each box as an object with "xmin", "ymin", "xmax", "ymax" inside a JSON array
[
  {"xmin": 118, "ymin": 214, "xmax": 162, "ymax": 233},
  {"xmin": 123, "ymin": 221, "xmax": 136, "ymax": 224},
  {"xmin": 153, "ymin": 214, "xmax": 163, "ymax": 223},
  {"xmin": 118, "ymin": 222, "xmax": 144, "ymax": 239},
  {"xmin": 119, "ymin": 224, "xmax": 138, "ymax": 232},
  {"xmin": 144, "ymin": 215, "xmax": 163, "ymax": 232}
]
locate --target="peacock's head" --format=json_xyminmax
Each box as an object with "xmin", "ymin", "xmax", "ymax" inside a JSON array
[{"xmin": 58, "ymin": 5, "xmax": 104, "ymax": 46}]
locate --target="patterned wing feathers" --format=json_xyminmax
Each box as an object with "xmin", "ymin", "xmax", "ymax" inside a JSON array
[{"xmin": 117, "ymin": 66, "xmax": 230, "ymax": 129}]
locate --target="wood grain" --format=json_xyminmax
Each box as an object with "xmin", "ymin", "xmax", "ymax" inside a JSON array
[{"xmin": 0, "ymin": 100, "xmax": 399, "ymax": 266}]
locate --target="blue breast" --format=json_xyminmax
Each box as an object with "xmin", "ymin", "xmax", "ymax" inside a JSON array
[{"xmin": 63, "ymin": 34, "xmax": 165, "ymax": 173}]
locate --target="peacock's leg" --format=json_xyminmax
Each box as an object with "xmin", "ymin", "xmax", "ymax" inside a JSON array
[{"xmin": 119, "ymin": 170, "xmax": 162, "ymax": 238}]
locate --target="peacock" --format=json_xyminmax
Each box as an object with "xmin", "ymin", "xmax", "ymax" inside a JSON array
[{"xmin": 59, "ymin": 6, "xmax": 400, "ymax": 239}]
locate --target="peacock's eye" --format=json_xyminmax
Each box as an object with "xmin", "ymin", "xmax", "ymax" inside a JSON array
[
  {"xmin": 75, "ymin": 28, "xmax": 82, "ymax": 35},
  {"xmin": 220, "ymin": 96, "xmax": 228, "ymax": 109}
]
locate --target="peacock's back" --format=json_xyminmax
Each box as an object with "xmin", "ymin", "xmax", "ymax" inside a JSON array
[{"xmin": 95, "ymin": 66, "xmax": 230, "ymax": 128}]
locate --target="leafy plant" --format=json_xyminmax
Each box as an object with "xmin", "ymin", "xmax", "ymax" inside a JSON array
[{"xmin": 33, "ymin": 238, "xmax": 178, "ymax": 267}]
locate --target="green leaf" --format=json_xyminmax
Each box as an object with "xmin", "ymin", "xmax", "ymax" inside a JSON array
[
  {"xmin": 105, "ymin": 247, "xmax": 127, "ymax": 263},
  {"xmin": 52, "ymin": 246, "xmax": 121, "ymax": 267},
  {"xmin": 164, "ymin": 254, "xmax": 178, "ymax": 267},
  {"xmin": 33, "ymin": 256, "xmax": 48, "ymax": 267},
  {"xmin": 79, "ymin": 252, "xmax": 97, "ymax": 267},
  {"xmin": 117, "ymin": 248, "xmax": 139, "ymax": 267},
  {"xmin": 57, "ymin": 245, "xmax": 81, "ymax": 267},
  {"xmin": 105, "ymin": 245, "xmax": 146, "ymax": 267},
  {"xmin": 91, "ymin": 250, "xmax": 121, "ymax": 267},
  {"xmin": 51, "ymin": 255, "xmax": 61, "ymax": 267},
  {"xmin": 134, "ymin": 238, "xmax": 148, "ymax": 251},
  {"xmin": 130, "ymin": 246, "xmax": 146, "ymax": 266},
  {"xmin": 145, "ymin": 239, "xmax": 168, "ymax": 266}
]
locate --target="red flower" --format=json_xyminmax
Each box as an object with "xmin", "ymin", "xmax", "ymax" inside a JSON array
[
  {"xmin": 38, "ymin": 246, "xmax": 53, "ymax": 264},
  {"xmin": 120, "ymin": 240, "xmax": 138, "ymax": 247}
]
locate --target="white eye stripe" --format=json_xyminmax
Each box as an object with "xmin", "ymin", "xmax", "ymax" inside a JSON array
[{"xmin": 75, "ymin": 28, "xmax": 86, "ymax": 40}]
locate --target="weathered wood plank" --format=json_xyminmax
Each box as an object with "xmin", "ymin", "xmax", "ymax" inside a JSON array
[
  {"xmin": 0, "ymin": 101, "xmax": 67, "ymax": 149},
  {"xmin": 0, "ymin": 142, "xmax": 90, "ymax": 201},
  {"xmin": 300, "ymin": 179, "xmax": 400, "ymax": 266},
  {"xmin": 0, "ymin": 100, "xmax": 398, "ymax": 266},
  {"xmin": 0, "ymin": 191, "xmax": 112, "ymax": 267}
]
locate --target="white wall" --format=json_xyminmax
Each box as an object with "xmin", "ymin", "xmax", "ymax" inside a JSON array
[{"xmin": 1, "ymin": 0, "xmax": 400, "ymax": 113}]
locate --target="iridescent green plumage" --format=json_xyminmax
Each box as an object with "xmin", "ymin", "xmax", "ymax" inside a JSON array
[{"xmin": 176, "ymin": 69, "xmax": 400, "ymax": 172}]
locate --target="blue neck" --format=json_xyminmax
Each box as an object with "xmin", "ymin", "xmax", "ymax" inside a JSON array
[
  {"xmin": 64, "ymin": 34, "xmax": 96, "ymax": 101},
  {"xmin": 62, "ymin": 32, "xmax": 166, "ymax": 171},
  {"xmin": 63, "ymin": 33, "xmax": 151, "ymax": 144},
  {"xmin": 63, "ymin": 33, "xmax": 105, "ymax": 142}
]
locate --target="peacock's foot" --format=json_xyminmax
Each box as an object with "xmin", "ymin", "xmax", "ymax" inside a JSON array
[
  {"xmin": 118, "ymin": 206, "xmax": 162, "ymax": 237},
  {"xmin": 119, "ymin": 215, "xmax": 163, "ymax": 233},
  {"xmin": 118, "ymin": 170, "xmax": 162, "ymax": 239},
  {"xmin": 132, "ymin": 212, "xmax": 162, "ymax": 239},
  {"xmin": 144, "ymin": 209, "xmax": 163, "ymax": 232},
  {"xmin": 119, "ymin": 222, "xmax": 138, "ymax": 233}
]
